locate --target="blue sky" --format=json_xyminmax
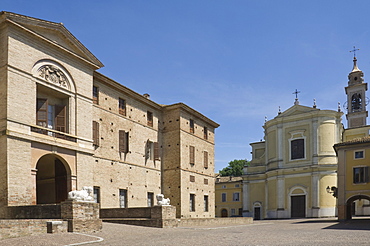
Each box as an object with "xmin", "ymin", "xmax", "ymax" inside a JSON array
[{"xmin": 3, "ymin": 1, "xmax": 370, "ymax": 172}]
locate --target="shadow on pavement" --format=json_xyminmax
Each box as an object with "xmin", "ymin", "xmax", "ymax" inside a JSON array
[{"xmin": 293, "ymin": 218, "xmax": 370, "ymax": 230}]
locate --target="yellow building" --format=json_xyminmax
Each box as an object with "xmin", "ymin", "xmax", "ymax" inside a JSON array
[
  {"xmin": 243, "ymin": 99, "xmax": 342, "ymax": 219},
  {"xmin": 334, "ymin": 56, "xmax": 370, "ymax": 220},
  {"xmin": 215, "ymin": 176, "xmax": 243, "ymax": 217}
]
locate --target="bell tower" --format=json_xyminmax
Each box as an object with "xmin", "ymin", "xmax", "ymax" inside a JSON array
[{"xmin": 345, "ymin": 50, "xmax": 368, "ymax": 128}]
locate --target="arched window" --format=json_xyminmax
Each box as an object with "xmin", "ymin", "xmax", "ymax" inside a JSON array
[{"xmin": 351, "ymin": 93, "xmax": 362, "ymax": 112}]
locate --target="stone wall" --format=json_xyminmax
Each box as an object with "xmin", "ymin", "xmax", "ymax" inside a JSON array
[
  {"xmin": 4, "ymin": 204, "xmax": 61, "ymax": 219},
  {"xmin": 0, "ymin": 219, "xmax": 67, "ymax": 240}
]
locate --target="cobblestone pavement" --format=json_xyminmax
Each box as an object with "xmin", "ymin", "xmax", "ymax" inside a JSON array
[{"xmin": 1, "ymin": 218, "xmax": 370, "ymax": 246}]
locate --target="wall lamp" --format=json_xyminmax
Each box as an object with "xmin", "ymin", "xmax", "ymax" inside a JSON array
[{"xmin": 326, "ymin": 186, "xmax": 338, "ymax": 198}]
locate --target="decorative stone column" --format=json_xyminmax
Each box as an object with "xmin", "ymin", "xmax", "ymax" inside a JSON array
[{"xmin": 61, "ymin": 200, "xmax": 102, "ymax": 232}]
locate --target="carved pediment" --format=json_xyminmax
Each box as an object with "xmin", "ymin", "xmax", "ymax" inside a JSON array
[
  {"xmin": 32, "ymin": 60, "xmax": 75, "ymax": 92},
  {"xmin": 38, "ymin": 65, "xmax": 68, "ymax": 88}
]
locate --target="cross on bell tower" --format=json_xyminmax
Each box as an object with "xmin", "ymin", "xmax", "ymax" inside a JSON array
[{"xmin": 345, "ymin": 47, "xmax": 368, "ymax": 128}]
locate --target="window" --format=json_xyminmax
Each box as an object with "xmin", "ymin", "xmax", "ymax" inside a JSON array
[
  {"xmin": 291, "ymin": 139, "xmax": 305, "ymax": 160},
  {"xmin": 190, "ymin": 119, "xmax": 194, "ymax": 134},
  {"xmin": 93, "ymin": 121, "xmax": 99, "ymax": 146},
  {"xmin": 147, "ymin": 111, "xmax": 153, "ymax": 127},
  {"xmin": 204, "ymin": 195, "xmax": 209, "ymax": 212},
  {"xmin": 145, "ymin": 140, "xmax": 160, "ymax": 161},
  {"xmin": 93, "ymin": 86, "xmax": 99, "ymax": 104},
  {"xmin": 189, "ymin": 146, "xmax": 195, "ymax": 165},
  {"xmin": 231, "ymin": 208, "xmax": 236, "ymax": 216},
  {"xmin": 147, "ymin": 192, "xmax": 154, "ymax": 207},
  {"xmin": 119, "ymin": 130, "xmax": 129, "ymax": 153},
  {"xmin": 190, "ymin": 175, "xmax": 195, "ymax": 182},
  {"xmin": 119, "ymin": 98, "xmax": 126, "ymax": 116},
  {"xmin": 353, "ymin": 167, "xmax": 369, "ymax": 184},
  {"xmin": 37, "ymin": 98, "xmax": 66, "ymax": 133},
  {"xmin": 93, "ymin": 186, "xmax": 100, "ymax": 204},
  {"xmin": 204, "ymin": 178, "xmax": 208, "ymax": 185},
  {"xmin": 222, "ymin": 185, "xmax": 226, "ymax": 189},
  {"xmin": 119, "ymin": 189, "xmax": 128, "ymax": 208},
  {"xmin": 190, "ymin": 194, "xmax": 195, "ymax": 212},
  {"xmin": 355, "ymin": 150, "xmax": 364, "ymax": 159},
  {"xmin": 222, "ymin": 193, "xmax": 226, "ymax": 202},
  {"xmin": 233, "ymin": 192, "xmax": 240, "ymax": 201},
  {"xmin": 204, "ymin": 126, "xmax": 208, "ymax": 140},
  {"xmin": 235, "ymin": 184, "xmax": 240, "ymax": 188},
  {"xmin": 204, "ymin": 151, "xmax": 208, "ymax": 169}
]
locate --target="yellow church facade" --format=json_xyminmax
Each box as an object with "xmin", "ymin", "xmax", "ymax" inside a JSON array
[{"xmin": 243, "ymin": 101, "xmax": 342, "ymax": 219}]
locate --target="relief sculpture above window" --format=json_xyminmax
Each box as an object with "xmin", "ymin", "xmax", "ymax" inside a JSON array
[{"xmin": 38, "ymin": 65, "xmax": 68, "ymax": 88}]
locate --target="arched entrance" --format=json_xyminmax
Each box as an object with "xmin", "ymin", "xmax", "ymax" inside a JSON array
[
  {"xmin": 36, "ymin": 154, "xmax": 71, "ymax": 204},
  {"xmin": 345, "ymin": 195, "xmax": 370, "ymax": 220},
  {"xmin": 289, "ymin": 186, "xmax": 307, "ymax": 218},
  {"xmin": 221, "ymin": 209, "xmax": 228, "ymax": 217},
  {"xmin": 253, "ymin": 202, "xmax": 262, "ymax": 220}
]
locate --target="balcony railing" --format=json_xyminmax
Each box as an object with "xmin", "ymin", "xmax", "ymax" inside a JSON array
[{"xmin": 31, "ymin": 126, "xmax": 77, "ymax": 142}]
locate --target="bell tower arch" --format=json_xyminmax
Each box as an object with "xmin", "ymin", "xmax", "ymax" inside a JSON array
[{"xmin": 345, "ymin": 51, "xmax": 368, "ymax": 128}]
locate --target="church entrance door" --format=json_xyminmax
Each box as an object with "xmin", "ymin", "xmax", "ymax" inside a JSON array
[
  {"xmin": 291, "ymin": 195, "xmax": 305, "ymax": 218},
  {"xmin": 36, "ymin": 155, "xmax": 70, "ymax": 204}
]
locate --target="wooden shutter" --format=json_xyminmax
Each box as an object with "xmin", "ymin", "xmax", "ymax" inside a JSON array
[
  {"xmin": 204, "ymin": 151, "xmax": 208, "ymax": 169},
  {"xmin": 190, "ymin": 146, "xmax": 195, "ymax": 165},
  {"xmin": 147, "ymin": 111, "xmax": 153, "ymax": 127},
  {"xmin": 154, "ymin": 142, "xmax": 160, "ymax": 160},
  {"xmin": 119, "ymin": 130, "xmax": 129, "ymax": 153},
  {"xmin": 55, "ymin": 105, "xmax": 66, "ymax": 132},
  {"xmin": 145, "ymin": 140, "xmax": 150, "ymax": 160},
  {"xmin": 119, "ymin": 98, "xmax": 126, "ymax": 116},
  {"xmin": 93, "ymin": 86, "xmax": 99, "ymax": 104},
  {"xmin": 93, "ymin": 121, "xmax": 99, "ymax": 146},
  {"xmin": 190, "ymin": 175, "xmax": 195, "ymax": 182},
  {"xmin": 36, "ymin": 98, "xmax": 48, "ymax": 127}
]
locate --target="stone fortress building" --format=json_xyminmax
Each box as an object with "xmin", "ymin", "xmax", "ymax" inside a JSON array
[{"xmin": 0, "ymin": 12, "xmax": 219, "ymax": 219}]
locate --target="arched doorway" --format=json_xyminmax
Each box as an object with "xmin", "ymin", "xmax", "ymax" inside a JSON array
[
  {"xmin": 36, "ymin": 154, "xmax": 71, "ymax": 204},
  {"xmin": 221, "ymin": 209, "xmax": 228, "ymax": 217},
  {"xmin": 345, "ymin": 195, "xmax": 370, "ymax": 220},
  {"xmin": 289, "ymin": 186, "xmax": 307, "ymax": 218},
  {"xmin": 253, "ymin": 202, "xmax": 262, "ymax": 220}
]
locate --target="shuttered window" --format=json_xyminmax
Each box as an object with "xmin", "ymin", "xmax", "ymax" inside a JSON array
[
  {"xmin": 93, "ymin": 121, "xmax": 99, "ymax": 146},
  {"xmin": 119, "ymin": 98, "xmax": 126, "ymax": 116},
  {"xmin": 190, "ymin": 119, "xmax": 194, "ymax": 134},
  {"xmin": 204, "ymin": 151, "xmax": 208, "ymax": 169},
  {"xmin": 154, "ymin": 142, "xmax": 160, "ymax": 160},
  {"xmin": 147, "ymin": 111, "xmax": 153, "ymax": 127},
  {"xmin": 119, "ymin": 130, "xmax": 129, "ymax": 153},
  {"xmin": 190, "ymin": 175, "xmax": 195, "ymax": 182},
  {"xmin": 190, "ymin": 146, "xmax": 195, "ymax": 165},
  {"xmin": 55, "ymin": 105, "xmax": 66, "ymax": 132},
  {"xmin": 93, "ymin": 86, "xmax": 99, "ymax": 104},
  {"xmin": 36, "ymin": 98, "xmax": 48, "ymax": 128},
  {"xmin": 36, "ymin": 99, "xmax": 66, "ymax": 133}
]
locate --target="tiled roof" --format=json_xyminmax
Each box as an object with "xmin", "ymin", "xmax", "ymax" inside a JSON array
[{"xmin": 334, "ymin": 136, "xmax": 370, "ymax": 147}]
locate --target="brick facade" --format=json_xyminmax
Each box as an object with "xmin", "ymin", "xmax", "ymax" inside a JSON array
[{"xmin": 0, "ymin": 12, "xmax": 219, "ymax": 219}]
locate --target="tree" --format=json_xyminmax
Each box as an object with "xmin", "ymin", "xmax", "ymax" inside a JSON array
[{"xmin": 219, "ymin": 159, "xmax": 249, "ymax": 177}]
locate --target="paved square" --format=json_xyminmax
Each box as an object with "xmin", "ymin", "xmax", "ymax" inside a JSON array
[{"xmin": 2, "ymin": 218, "xmax": 370, "ymax": 245}]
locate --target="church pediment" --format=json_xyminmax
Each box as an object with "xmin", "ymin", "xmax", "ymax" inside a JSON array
[
  {"xmin": 1, "ymin": 11, "xmax": 103, "ymax": 68},
  {"xmin": 277, "ymin": 105, "xmax": 319, "ymax": 118}
]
